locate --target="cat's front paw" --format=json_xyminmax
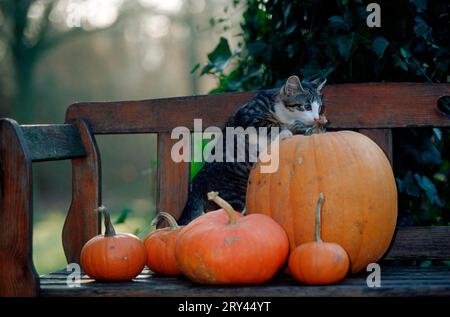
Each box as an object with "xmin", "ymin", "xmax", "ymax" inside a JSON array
[
  {"xmin": 279, "ymin": 129, "xmax": 294, "ymax": 140},
  {"xmin": 289, "ymin": 120, "xmax": 307, "ymax": 134}
]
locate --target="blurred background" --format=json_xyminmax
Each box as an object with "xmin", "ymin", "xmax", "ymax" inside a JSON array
[
  {"xmin": 1, "ymin": 0, "xmax": 448, "ymax": 274},
  {"xmin": 0, "ymin": 0, "xmax": 243, "ymax": 274}
]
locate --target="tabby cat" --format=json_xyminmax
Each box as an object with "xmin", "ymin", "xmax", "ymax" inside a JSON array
[{"xmin": 177, "ymin": 75, "xmax": 327, "ymax": 224}]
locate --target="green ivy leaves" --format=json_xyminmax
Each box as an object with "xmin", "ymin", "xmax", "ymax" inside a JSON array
[
  {"xmin": 200, "ymin": 37, "xmax": 233, "ymax": 75},
  {"xmin": 372, "ymin": 37, "xmax": 389, "ymax": 58},
  {"xmin": 397, "ymin": 172, "xmax": 443, "ymax": 207}
]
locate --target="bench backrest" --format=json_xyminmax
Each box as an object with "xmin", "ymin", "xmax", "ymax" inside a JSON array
[
  {"xmin": 65, "ymin": 83, "xmax": 450, "ymax": 218},
  {"xmin": 0, "ymin": 83, "xmax": 449, "ymax": 296}
]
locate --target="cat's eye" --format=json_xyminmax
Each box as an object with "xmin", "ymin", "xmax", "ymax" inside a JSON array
[
  {"xmin": 304, "ymin": 104, "xmax": 312, "ymax": 111},
  {"xmin": 290, "ymin": 104, "xmax": 304, "ymax": 111}
]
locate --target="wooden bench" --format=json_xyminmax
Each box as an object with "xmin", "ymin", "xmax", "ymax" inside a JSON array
[{"xmin": 1, "ymin": 83, "xmax": 450, "ymax": 297}]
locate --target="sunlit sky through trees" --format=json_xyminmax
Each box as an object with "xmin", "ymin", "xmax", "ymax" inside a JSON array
[{"xmin": 0, "ymin": 0, "xmax": 244, "ymax": 274}]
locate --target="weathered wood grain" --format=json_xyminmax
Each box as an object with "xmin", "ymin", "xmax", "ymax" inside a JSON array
[
  {"xmin": 62, "ymin": 120, "xmax": 101, "ymax": 264},
  {"xmin": 0, "ymin": 118, "xmax": 39, "ymax": 296},
  {"xmin": 157, "ymin": 132, "xmax": 190, "ymax": 220},
  {"xmin": 39, "ymin": 266, "xmax": 450, "ymax": 297},
  {"xmin": 324, "ymin": 83, "xmax": 449, "ymax": 128},
  {"xmin": 66, "ymin": 93, "xmax": 252, "ymax": 134},
  {"xmin": 22, "ymin": 124, "xmax": 86, "ymax": 161},
  {"xmin": 66, "ymin": 83, "xmax": 450, "ymax": 134},
  {"xmin": 359, "ymin": 129, "xmax": 393, "ymax": 165},
  {"xmin": 384, "ymin": 226, "xmax": 450, "ymax": 260}
]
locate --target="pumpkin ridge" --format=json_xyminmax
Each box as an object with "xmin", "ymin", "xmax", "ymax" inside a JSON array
[
  {"xmin": 125, "ymin": 241, "xmax": 133, "ymax": 278},
  {"xmin": 288, "ymin": 141, "xmax": 297, "ymax": 250},
  {"xmin": 291, "ymin": 136, "xmax": 307, "ymax": 246},
  {"xmin": 311, "ymin": 135, "xmax": 323, "ymax": 237},
  {"xmin": 290, "ymin": 138, "xmax": 304, "ymax": 249},
  {"xmin": 308, "ymin": 135, "xmax": 321, "ymax": 243},
  {"xmin": 322, "ymin": 133, "xmax": 341, "ymax": 242},
  {"xmin": 366, "ymin": 133, "xmax": 395, "ymax": 269},
  {"xmin": 102, "ymin": 238, "xmax": 110, "ymax": 280},
  {"xmin": 268, "ymin": 144, "xmax": 275, "ymax": 231},
  {"xmin": 337, "ymin": 132, "xmax": 365, "ymax": 271},
  {"xmin": 272, "ymin": 141, "xmax": 283, "ymax": 231},
  {"xmin": 353, "ymin": 135, "xmax": 376, "ymax": 270},
  {"xmin": 359, "ymin": 135, "xmax": 397, "ymax": 266}
]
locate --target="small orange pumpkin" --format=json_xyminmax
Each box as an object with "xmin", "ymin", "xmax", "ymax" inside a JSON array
[
  {"xmin": 80, "ymin": 206, "xmax": 147, "ymax": 281},
  {"xmin": 175, "ymin": 192, "xmax": 289, "ymax": 285},
  {"xmin": 144, "ymin": 212, "xmax": 183, "ymax": 276},
  {"xmin": 288, "ymin": 193, "xmax": 350, "ymax": 285}
]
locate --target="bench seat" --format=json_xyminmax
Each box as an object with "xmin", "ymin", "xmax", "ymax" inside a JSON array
[{"xmin": 40, "ymin": 266, "xmax": 450, "ymax": 297}]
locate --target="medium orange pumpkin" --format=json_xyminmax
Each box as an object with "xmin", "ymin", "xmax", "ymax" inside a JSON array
[
  {"xmin": 175, "ymin": 192, "xmax": 289, "ymax": 285},
  {"xmin": 80, "ymin": 206, "xmax": 147, "ymax": 281},
  {"xmin": 247, "ymin": 131, "xmax": 397, "ymax": 273},
  {"xmin": 288, "ymin": 193, "xmax": 350, "ymax": 284},
  {"xmin": 144, "ymin": 212, "xmax": 183, "ymax": 276}
]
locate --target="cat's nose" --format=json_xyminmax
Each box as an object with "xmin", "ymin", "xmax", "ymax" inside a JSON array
[{"xmin": 313, "ymin": 116, "xmax": 320, "ymax": 122}]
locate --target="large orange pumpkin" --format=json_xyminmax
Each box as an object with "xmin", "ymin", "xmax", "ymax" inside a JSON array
[
  {"xmin": 246, "ymin": 131, "xmax": 397, "ymax": 273},
  {"xmin": 175, "ymin": 192, "xmax": 289, "ymax": 285},
  {"xmin": 80, "ymin": 206, "xmax": 147, "ymax": 281}
]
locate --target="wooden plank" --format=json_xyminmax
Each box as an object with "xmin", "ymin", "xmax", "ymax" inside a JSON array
[
  {"xmin": 39, "ymin": 266, "xmax": 450, "ymax": 279},
  {"xmin": 359, "ymin": 129, "xmax": 393, "ymax": 165},
  {"xmin": 157, "ymin": 132, "xmax": 190, "ymax": 220},
  {"xmin": 0, "ymin": 118, "xmax": 39, "ymax": 297},
  {"xmin": 384, "ymin": 226, "xmax": 450, "ymax": 260},
  {"xmin": 65, "ymin": 84, "xmax": 450, "ymax": 134},
  {"xmin": 39, "ymin": 266, "xmax": 450, "ymax": 297},
  {"xmin": 22, "ymin": 124, "xmax": 86, "ymax": 162},
  {"xmin": 62, "ymin": 119, "xmax": 101, "ymax": 264},
  {"xmin": 324, "ymin": 83, "xmax": 449, "ymax": 128},
  {"xmin": 66, "ymin": 92, "xmax": 252, "ymax": 134}
]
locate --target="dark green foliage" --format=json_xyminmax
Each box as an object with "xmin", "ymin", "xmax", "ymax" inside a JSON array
[
  {"xmin": 197, "ymin": 0, "xmax": 450, "ymax": 225},
  {"xmin": 396, "ymin": 128, "xmax": 449, "ymax": 225}
]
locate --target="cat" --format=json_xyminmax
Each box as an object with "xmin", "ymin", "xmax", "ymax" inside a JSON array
[{"xmin": 177, "ymin": 75, "xmax": 327, "ymax": 225}]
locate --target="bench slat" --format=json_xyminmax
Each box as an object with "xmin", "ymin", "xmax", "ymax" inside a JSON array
[
  {"xmin": 384, "ymin": 226, "xmax": 450, "ymax": 260},
  {"xmin": 22, "ymin": 124, "xmax": 86, "ymax": 162},
  {"xmin": 157, "ymin": 133, "xmax": 190, "ymax": 220},
  {"xmin": 66, "ymin": 83, "xmax": 450, "ymax": 134},
  {"xmin": 62, "ymin": 119, "xmax": 101, "ymax": 264},
  {"xmin": 39, "ymin": 266, "xmax": 450, "ymax": 297}
]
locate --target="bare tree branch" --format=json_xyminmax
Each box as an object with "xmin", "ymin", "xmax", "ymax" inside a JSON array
[
  {"xmin": 13, "ymin": 0, "xmax": 33, "ymax": 46},
  {"xmin": 34, "ymin": 0, "xmax": 57, "ymax": 48},
  {"xmin": 32, "ymin": 4, "xmax": 145, "ymax": 58}
]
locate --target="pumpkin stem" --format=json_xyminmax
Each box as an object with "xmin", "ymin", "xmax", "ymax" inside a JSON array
[
  {"xmin": 97, "ymin": 206, "xmax": 116, "ymax": 237},
  {"xmin": 207, "ymin": 191, "xmax": 237, "ymax": 225},
  {"xmin": 314, "ymin": 193, "xmax": 325, "ymax": 242},
  {"xmin": 152, "ymin": 212, "xmax": 179, "ymax": 230}
]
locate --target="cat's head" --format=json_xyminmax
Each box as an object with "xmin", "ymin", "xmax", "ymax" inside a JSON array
[{"xmin": 276, "ymin": 75, "xmax": 327, "ymax": 126}]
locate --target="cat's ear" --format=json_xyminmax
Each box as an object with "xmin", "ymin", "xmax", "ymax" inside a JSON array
[
  {"xmin": 284, "ymin": 75, "xmax": 304, "ymax": 95},
  {"xmin": 311, "ymin": 77, "xmax": 327, "ymax": 92}
]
